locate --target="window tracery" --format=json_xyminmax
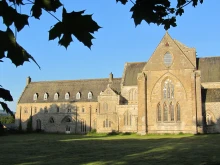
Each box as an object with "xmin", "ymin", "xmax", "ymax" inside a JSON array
[{"xmin": 157, "ymin": 78, "xmax": 181, "ymax": 123}]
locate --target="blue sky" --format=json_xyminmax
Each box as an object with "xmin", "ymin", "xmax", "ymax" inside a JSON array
[{"xmin": 1, "ymin": 0, "xmax": 220, "ymax": 112}]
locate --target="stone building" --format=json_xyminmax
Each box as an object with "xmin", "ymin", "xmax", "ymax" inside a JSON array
[{"xmin": 15, "ymin": 33, "xmax": 220, "ymax": 134}]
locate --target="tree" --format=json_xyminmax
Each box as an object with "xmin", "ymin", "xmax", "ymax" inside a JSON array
[
  {"xmin": 0, "ymin": 0, "xmax": 203, "ymax": 116},
  {"xmin": 0, "ymin": 115, "xmax": 15, "ymax": 124}
]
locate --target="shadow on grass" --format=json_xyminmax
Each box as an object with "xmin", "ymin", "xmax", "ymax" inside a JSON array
[{"xmin": 1, "ymin": 134, "xmax": 220, "ymax": 165}]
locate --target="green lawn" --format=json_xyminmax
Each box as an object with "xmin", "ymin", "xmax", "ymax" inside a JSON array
[{"xmin": 1, "ymin": 133, "xmax": 220, "ymax": 165}]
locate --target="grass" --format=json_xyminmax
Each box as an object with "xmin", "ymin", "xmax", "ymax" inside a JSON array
[{"xmin": 1, "ymin": 133, "xmax": 220, "ymax": 165}]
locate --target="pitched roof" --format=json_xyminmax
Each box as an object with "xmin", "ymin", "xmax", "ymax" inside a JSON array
[
  {"xmin": 18, "ymin": 78, "xmax": 121, "ymax": 103},
  {"xmin": 197, "ymin": 57, "xmax": 220, "ymax": 82},
  {"xmin": 122, "ymin": 62, "xmax": 146, "ymax": 86},
  {"xmin": 202, "ymin": 88, "xmax": 220, "ymax": 102}
]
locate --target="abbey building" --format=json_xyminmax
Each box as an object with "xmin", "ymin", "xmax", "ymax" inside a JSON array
[{"xmin": 15, "ymin": 33, "xmax": 220, "ymax": 134}]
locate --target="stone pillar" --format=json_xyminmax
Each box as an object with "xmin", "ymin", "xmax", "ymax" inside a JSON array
[
  {"xmin": 195, "ymin": 71, "xmax": 203, "ymax": 133},
  {"xmin": 137, "ymin": 72, "xmax": 147, "ymax": 135},
  {"xmin": 191, "ymin": 72, "xmax": 197, "ymax": 134}
]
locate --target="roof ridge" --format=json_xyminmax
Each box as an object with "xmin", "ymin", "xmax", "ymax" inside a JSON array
[
  {"xmin": 197, "ymin": 56, "xmax": 220, "ymax": 59},
  {"xmin": 126, "ymin": 62, "xmax": 146, "ymax": 64},
  {"xmin": 30, "ymin": 78, "xmax": 122, "ymax": 83}
]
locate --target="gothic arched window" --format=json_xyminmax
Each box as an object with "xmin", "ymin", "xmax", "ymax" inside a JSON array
[
  {"xmin": 124, "ymin": 111, "xmax": 132, "ymax": 126},
  {"xmin": 176, "ymin": 103, "xmax": 181, "ymax": 121},
  {"xmin": 157, "ymin": 103, "xmax": 161, "ymax": 122},
  {"xmin": 163, "ymin": 103, "xmax": 168, "ymax": 121},
  {"xmin": 163, "ymin": 79, "xmax": 174, "ymax": 99},
  {"xmin": 170, "ymin": 102, "xmax": 174, "ymax": 121},
  {"xmin": 103, "ymin": 119, "xmax": 111, "ymax": 128}
]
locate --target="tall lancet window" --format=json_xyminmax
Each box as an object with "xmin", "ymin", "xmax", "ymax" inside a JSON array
[
  {"xmin": 163, "ymin": 103, "xmax": 168, "ymax": 121},
  {"xmin": 157, "ymin": 103, "xmax": 161, "ymax": 122},
  {"xmin": 171, "ymin": 84, "xmax": 174, "ymax": 98},
  {"xmin": 176, "ymin": 103, "xmax": 181, "ymax": 121},
  {"xmin": 170, "ymin": 102, "xmax": 174, "ymax": 121}
]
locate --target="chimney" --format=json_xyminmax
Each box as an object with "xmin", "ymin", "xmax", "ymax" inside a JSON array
[
  {"xmin": 109, "ymin": 72, "xmax": 113, "ymax": 83},
  {"xmin": 26, "ymin": 76, "xmax": 31, "ymax": 85}
]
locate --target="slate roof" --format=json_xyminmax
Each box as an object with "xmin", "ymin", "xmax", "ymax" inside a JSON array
[
  {"xmin": 18, "ymin": 78, "xmax": 121, "ymax": 103},
  {"xmin": 202, "ymin": 88, "xmax": 220, "ymax": 102},
  {"xmin": 197, "ymin": 57, "xmax": 220, "ymax": 82},
  {"xmin": 123, "ymin": 62, "xmax": 146, "ymax": 86}
]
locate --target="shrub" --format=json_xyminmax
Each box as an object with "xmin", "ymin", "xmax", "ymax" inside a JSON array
[
  {"xmin": 0, "ymin": 122, "xmax": 4, "ymax": 136},
  {"xmin": 107, "ymin": 130, "xmax": 119, "ymax": 136},
  {"xmin": 122, "ymin": 132, "xmax": 131, "ymax": 135}
]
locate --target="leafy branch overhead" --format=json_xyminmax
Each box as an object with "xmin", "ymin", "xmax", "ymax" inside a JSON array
[
  {"xmin": 0, "ymin": 87, "xmax": 14, "ymax": 118},
  {"xmin": 49, "ymin": 8, "xmax": 101, "ymax": 49},
  {"xmin": 117, "ymin": 0, "xmax": 203, "ymax": 30}
]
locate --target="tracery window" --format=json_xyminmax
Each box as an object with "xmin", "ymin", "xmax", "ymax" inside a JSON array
[
  {"xmin": 163, "ymin": 103, "xmax": 168, "ymax": 121},
  {"xmin": 163, "ymin": 79, "xmax": 174, "ymax": 99},
  {"xmin": 157, "ymin": 103, "xmax": 161, "ymax": 122},
  {"xmin": 157, "ymin": 79, "xmax": 181, "ymax": 123},
  {"xmin": 103, "ymin": 119, "xmax": 111, "ymax": 128},
  {"xmin": 176, "ymin": 103, "xmax": 181, "ymax": 121},
  {"xmin": 124, "ymin": 111, "xmax": 132, "ymax": 126},
  {"xmin": 170, "ymin": 102, "xmax": 174, "ymax": 121}
]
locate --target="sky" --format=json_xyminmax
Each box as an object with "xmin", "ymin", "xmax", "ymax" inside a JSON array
[{"xmin": 1, "ymin": 0, "xmax": 220, "ymax": 112}]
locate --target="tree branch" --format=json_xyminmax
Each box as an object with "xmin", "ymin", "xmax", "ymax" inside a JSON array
[
  {"xmin": 130, "ymin": 0, "xmax": 135, "ymax": 5},
  {"xmin": 26, "ymin": 0, "xmax": 61, "ymax": 22}
]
